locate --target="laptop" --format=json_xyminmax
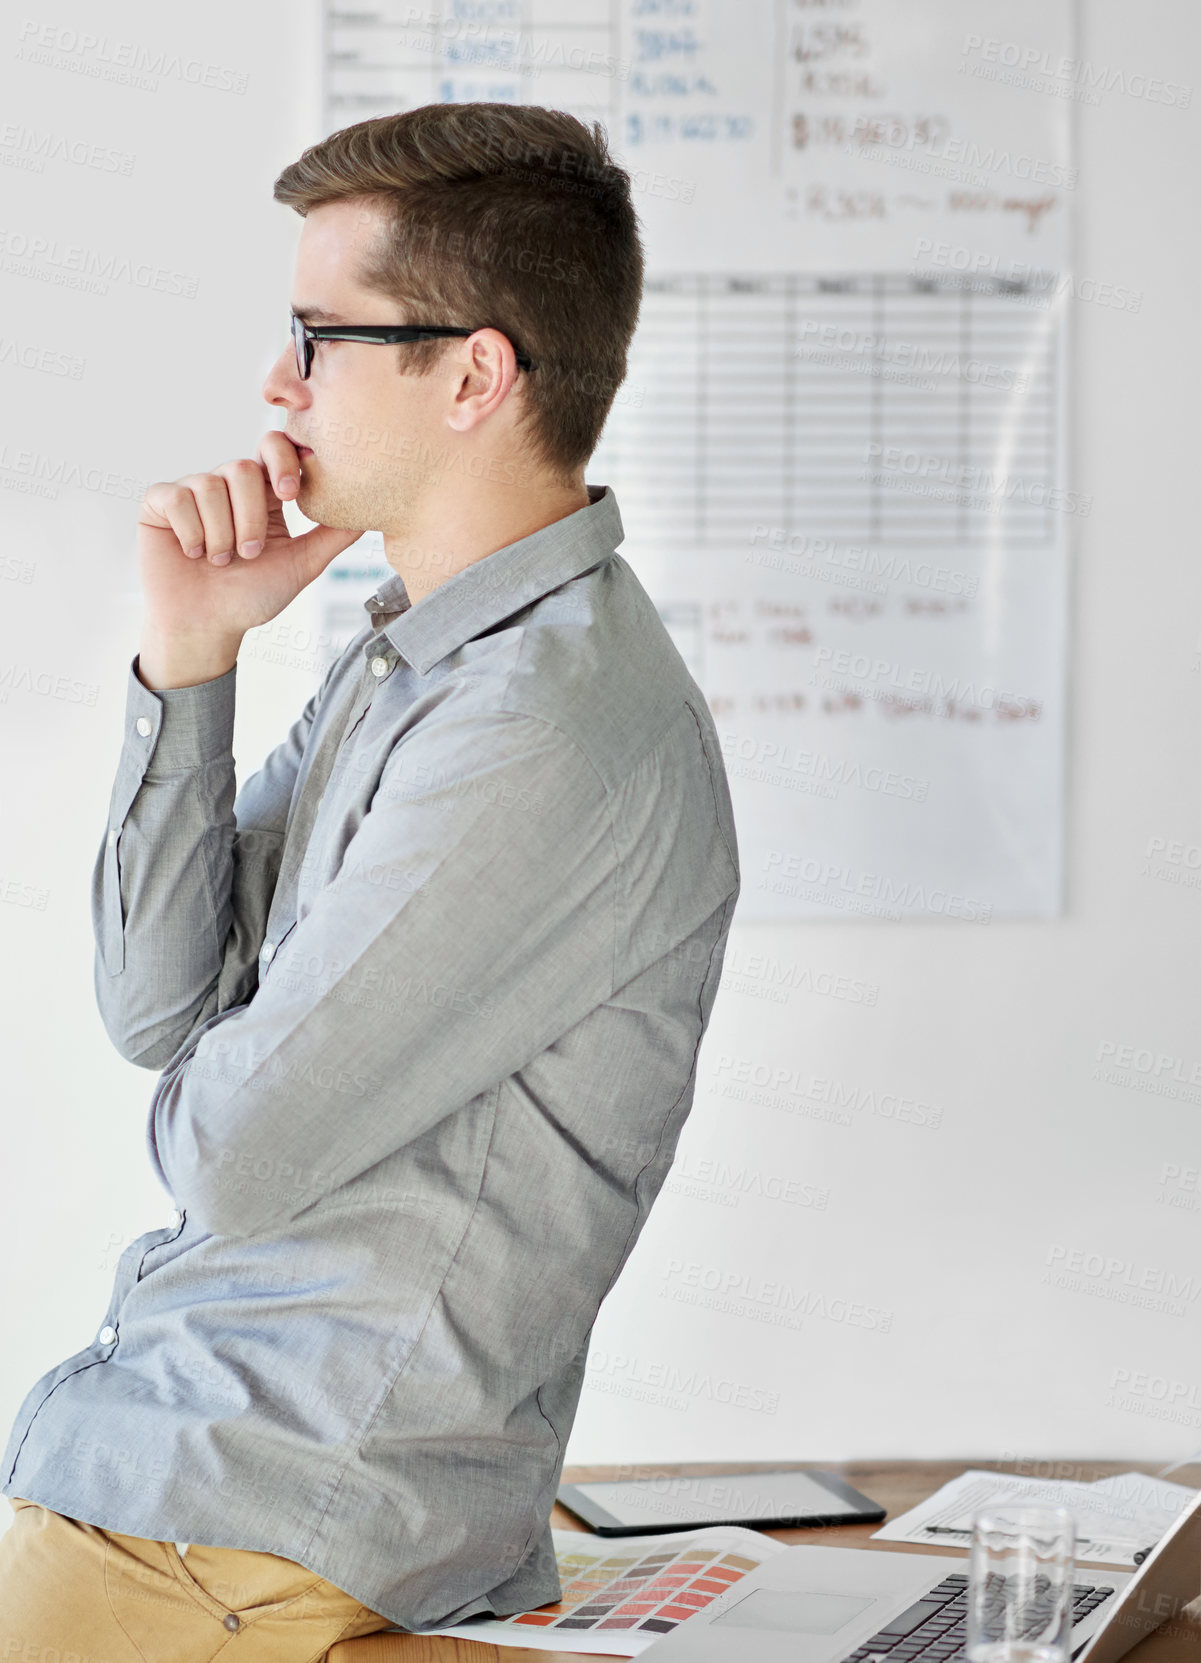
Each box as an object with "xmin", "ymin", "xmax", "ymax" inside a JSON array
[{"xmin": 639, "ymin": 1483, "xmax": 1201, "ymax": 1663}]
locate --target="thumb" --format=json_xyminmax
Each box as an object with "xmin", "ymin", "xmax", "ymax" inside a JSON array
[{"xmin": 287, "ymin": 519, "xmax": 370, "ymax": 585}]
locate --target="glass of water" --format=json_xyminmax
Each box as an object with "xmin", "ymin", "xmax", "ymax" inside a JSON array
[{"xmin": 966, "ymin": 1505, "xmax": 1077, "ymax": 1663}]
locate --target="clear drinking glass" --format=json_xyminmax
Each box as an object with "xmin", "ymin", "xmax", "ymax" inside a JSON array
[{"xmin": 966, "ymin": 1505, "xmax": 1077, "ymax": 1663}]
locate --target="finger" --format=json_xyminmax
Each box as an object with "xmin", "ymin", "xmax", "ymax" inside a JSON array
[
  {"xmin": 259, "ymin": 429, "xmax": 305, "ymax": 502},
  {"xmin": 184, "ymin": 474, "xmax": 238, "ymax": 566},
  {"xmin": 140, "ymin": 482, "xmax": 208, "ymax": 559},
  {"xmin": 212, "ymin": 457, "xmax": 271, "ymax": 559}
]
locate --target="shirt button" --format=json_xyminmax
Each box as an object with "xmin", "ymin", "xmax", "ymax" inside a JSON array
[
  {"xmin": 107, "ymin": 828, "xmax": 119, "ymax": 847},
  {"xmin": 167, "ymin": 1209, "xmax": 182, "ymax": 1228},
  {"xmin": 223, "ymin": 1613, "xmax": 241, "ymax": 1631},
  {"xmin": 98, "ymin": 1326, "xmax": 117, "ymax": 1345},
  {"xmin": 261, "ymin": 941, "xmax": 275, "ymax": 962},
  {"xmin": 135, "ymin": 716, "xmax": 152, "ymax": 737},
  {"xmin": 370, "ymin": 655, "xmax": 389, "ymax": 677}
]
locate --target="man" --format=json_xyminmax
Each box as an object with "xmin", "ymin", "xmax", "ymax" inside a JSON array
[{"xmin": 0, "ymin": 101, "xmax": 739, "ymax": 1656}]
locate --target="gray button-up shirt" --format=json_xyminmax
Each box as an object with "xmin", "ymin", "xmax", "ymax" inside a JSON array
[{"xmin": 1, "ymin": 484, "xmax": 740, "ymax": 1631}]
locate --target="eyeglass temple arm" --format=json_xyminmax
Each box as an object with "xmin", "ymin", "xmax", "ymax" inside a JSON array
[{"xmin": 298, "ymin": 322, "xmax": 533, "ymax": 370}]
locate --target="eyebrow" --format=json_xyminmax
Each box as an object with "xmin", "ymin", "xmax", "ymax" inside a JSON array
[{"xmin": 291, "ymin": 305, "xmax": 347, "ymax": 323}]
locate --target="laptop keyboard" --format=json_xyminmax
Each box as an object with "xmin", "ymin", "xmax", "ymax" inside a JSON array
[{"xmin": 841, "ymin": 1572, "xmax": 1117, "ymax": 1663}]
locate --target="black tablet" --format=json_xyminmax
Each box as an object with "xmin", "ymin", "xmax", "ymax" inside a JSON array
[{"xmin": 557, "ymin": 1468, "xmax": 886, "ymax": 1537}]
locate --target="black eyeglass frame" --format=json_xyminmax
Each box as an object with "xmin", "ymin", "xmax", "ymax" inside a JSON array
[{"xmin": 291, "ymin": 314, "xmax": 535, "ymax": 379}]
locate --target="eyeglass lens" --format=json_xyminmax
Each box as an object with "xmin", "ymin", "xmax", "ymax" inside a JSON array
[{"xmin": 292, "ymin": 316, "xmax": 309, "ymax": 380}]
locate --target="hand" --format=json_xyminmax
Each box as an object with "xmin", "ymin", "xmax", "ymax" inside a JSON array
[{"xmin": 136, "ymin": 430, "xmax": 363, "ymax": 646}]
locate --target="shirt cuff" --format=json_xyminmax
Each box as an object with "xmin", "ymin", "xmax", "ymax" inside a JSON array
[{"xmin": 125, "ymin": 652, "xmax": 237, "ymax": 775}]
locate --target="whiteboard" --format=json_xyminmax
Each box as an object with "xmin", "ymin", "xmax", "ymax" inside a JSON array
[{"xmin": 313, "ymin": 0, "xmax": 1074, "ymax": 920}]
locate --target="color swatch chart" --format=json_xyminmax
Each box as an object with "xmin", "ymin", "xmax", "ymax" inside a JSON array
[{"xmin": 426, "ymin": 1525, "xmax": 786, "ymax": 1654}]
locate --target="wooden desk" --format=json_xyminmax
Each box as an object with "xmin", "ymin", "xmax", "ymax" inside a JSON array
[{"xmin": 330, "ymin": 1460, "xmax": 1201, "ymax": 1663}]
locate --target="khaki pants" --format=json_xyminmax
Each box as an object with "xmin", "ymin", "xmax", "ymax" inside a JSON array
[{"xmin": 0, "ymin": 1496, "xmax": 400, "ymax": 1662}]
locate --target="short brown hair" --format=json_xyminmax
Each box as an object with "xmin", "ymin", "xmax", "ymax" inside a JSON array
[{"xmin": 272, "ymin": 103, "xmax": 644, "ymax": 479}]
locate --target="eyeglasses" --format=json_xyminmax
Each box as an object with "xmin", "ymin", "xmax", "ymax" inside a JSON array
[{"xmin": 291, "ymin": 313, "xmax": 535, "ymax": 380}]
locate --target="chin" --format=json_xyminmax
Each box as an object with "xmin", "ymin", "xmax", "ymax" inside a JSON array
[
  {"xmin": 297, "ymin": 486, "xmax": 364, "ymax": 535},
  {"xmin": 294, "ymin": 480, "xmax": 325, "ymax": 518}
]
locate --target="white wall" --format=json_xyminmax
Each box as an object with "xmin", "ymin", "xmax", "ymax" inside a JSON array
[{"xmin": 2, "ymin": 0, "xmax": 1199, "ymax": 1480}]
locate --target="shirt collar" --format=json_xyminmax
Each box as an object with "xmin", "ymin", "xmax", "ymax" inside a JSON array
[{"xmin": 361, "ymin": 484, "xmax": 624, "ymax": 676}]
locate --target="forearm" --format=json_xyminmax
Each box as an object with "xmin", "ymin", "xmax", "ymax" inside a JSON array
[
  {"xmin": 92, "ymin": 654, "xmax": 246, "ymax": 1068},
  {"xmin": 94, "ymin": 645, "xmax": 330, "ymax": 1070}
]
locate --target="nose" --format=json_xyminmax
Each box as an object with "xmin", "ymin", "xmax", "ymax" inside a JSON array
[{"xmin": 262, "ymin": 340, "xmax": 307, "ymax": 409}]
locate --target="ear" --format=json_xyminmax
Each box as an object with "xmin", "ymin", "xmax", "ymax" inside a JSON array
[{"xmin": 444, "ymin": 329, "xmax": 521, "ymax": 433}]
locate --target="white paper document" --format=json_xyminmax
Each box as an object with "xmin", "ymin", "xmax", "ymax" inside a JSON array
[{"xmin": 872, "ymin": 1469, "xmax": 1199, "ymax": 1567}]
